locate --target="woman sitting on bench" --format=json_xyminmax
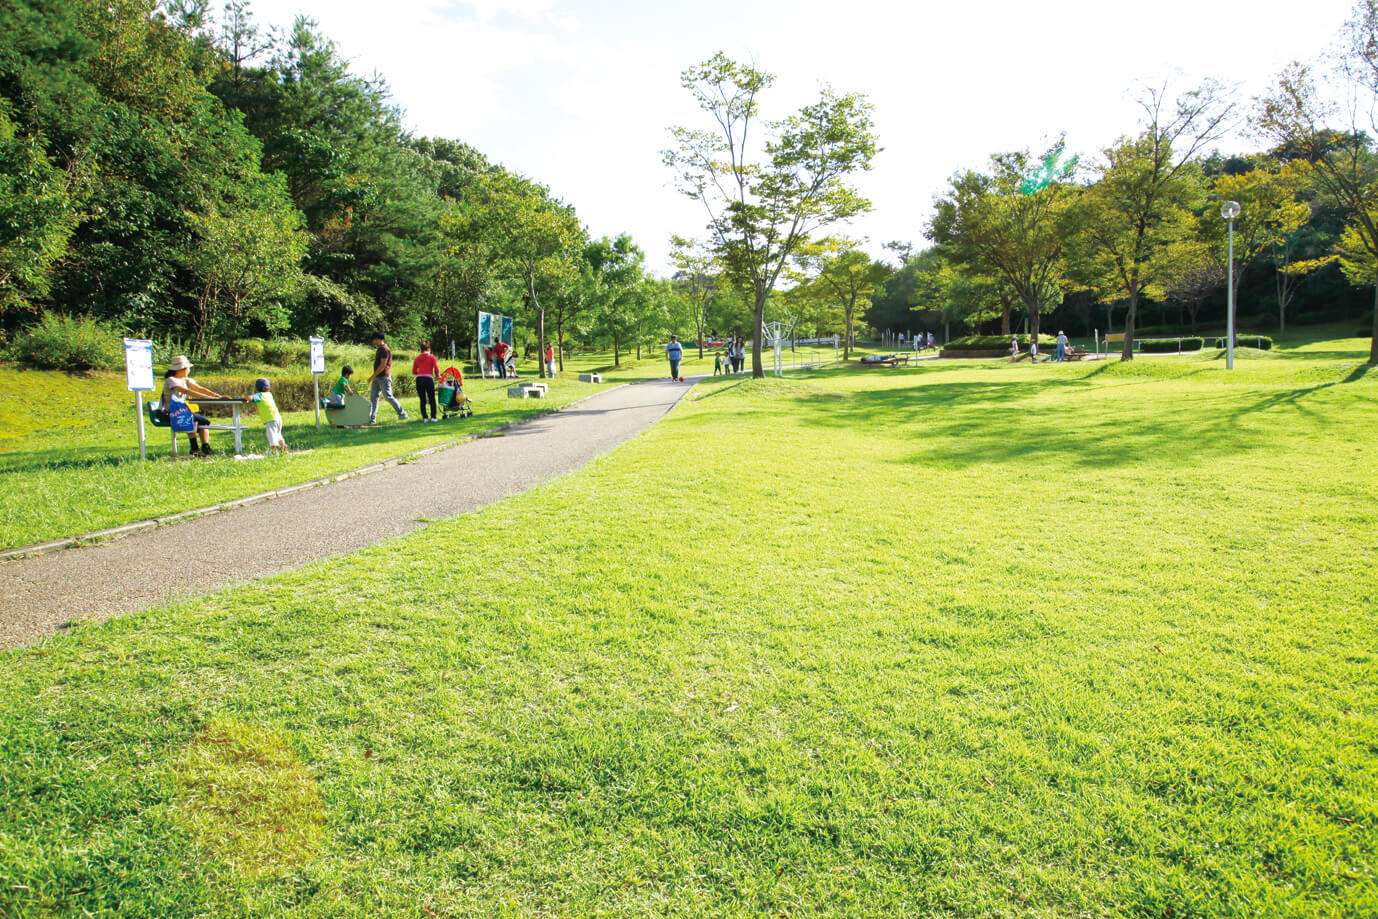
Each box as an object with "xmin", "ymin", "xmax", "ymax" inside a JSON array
[{"xmin": 161, "ymin": 355, "xmax": 230, "ymax": 457}]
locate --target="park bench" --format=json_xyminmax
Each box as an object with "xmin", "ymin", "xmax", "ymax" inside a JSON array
[
  {"xmin": 578, "ymin": 373, "xmax": 603, "ymax": 383},
  {"xmin": 146, "ymin": 397, "xmax": 247, "ymax": 455},
  {"xmin": 859, "ymin": 354, "xmax": 902, "ymax": 367}
]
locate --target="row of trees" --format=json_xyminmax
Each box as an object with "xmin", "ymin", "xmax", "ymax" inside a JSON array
[
  {"xmin": 898, "ymin": 0, "xmax": 1378, "ymax": 363},
  {"xmin": 0, "ymin": 0, "xmax": 709, "ymax": 375}
]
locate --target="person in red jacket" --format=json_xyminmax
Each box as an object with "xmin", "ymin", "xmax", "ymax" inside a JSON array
[
  {"xmin": 492, "ymin": 339, "xmax": 509, "ymax": 379},
  {"xmin": 412, "ymin": 342, "xmax": 440, "ymax": 422},
  {"xmin": 544, "ymin": 341, "xmax": 555, "ymax": 377}
]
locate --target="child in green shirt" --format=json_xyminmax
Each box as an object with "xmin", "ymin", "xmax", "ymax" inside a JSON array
[
  {"xmin": 327, "ymin": 365, "xmax": 356, "ymax": 407},
  {"xmin": 245, "ymin": 377, "xmax": 286, "ymax": 454}
]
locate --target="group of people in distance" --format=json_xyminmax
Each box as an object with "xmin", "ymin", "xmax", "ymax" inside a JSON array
[
  {"xmin": 710, "ymin": 337, "xmax": 747, "ymax": 376},
  {"xmin": 1010, "ymin": 330, "xmax": 1072, "ymax": 363},
  {"xmin": 157, "ymin": 355, "xmax": 284, "ymax": 456}
]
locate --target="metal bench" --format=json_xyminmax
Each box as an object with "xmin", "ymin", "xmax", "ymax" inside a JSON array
[{"xmin": 146, "ymin": 398, "xmax": 248, "ymax": 455}]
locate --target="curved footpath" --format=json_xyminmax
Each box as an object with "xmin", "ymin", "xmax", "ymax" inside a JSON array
[{"xmin": 0, "ymin": 377, "xmax": 697, "ymax": 649}]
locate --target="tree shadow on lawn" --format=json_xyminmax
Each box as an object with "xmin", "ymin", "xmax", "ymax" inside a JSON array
[{"xmin": 794, "ymin": 375, "xmax": 1358, "ymax": 471}]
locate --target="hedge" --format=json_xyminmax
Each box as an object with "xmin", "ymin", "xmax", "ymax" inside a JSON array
[
  {"xmin": 186, "ymin": 374, "xmax": 418, "ymax": 416},
  {"xmin": 947, "ymin": 333, "xmax": 1058, "ymax": 350},
  {"xmin": 1139, "ymin": 338, "xmax": 1203, "ymax": 353},
  {"xmin": 1213, "ymin": 335, "xmax": 1273, "ymax": 350}
]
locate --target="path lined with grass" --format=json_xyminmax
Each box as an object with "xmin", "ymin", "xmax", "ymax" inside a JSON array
[
  {"xmin": 0, "ymin": 378, "xmax": 695, "ymax": 647},
  {"xmin": 2, "ymin": 339, "xmax": 1375, "ymax": 917}
]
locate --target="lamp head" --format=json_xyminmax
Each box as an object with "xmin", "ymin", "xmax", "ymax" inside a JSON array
[{"xmin": 1221, "ymin": 201, "xmax": 1241, "ymax": 220}]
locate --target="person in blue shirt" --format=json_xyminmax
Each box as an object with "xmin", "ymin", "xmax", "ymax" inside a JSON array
[{"xmin": 666, "ymin": 335, "xmax": 684, "ymax": 381}]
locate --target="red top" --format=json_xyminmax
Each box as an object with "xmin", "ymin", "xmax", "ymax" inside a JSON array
[
  {"xmin": 412, "ymin": 351, "xmax": 439, "ymax": 377},
  {"xmin": 493, "ymin": 341, "xmax": 509, "ymax": 360},
  {"xmin": 544, "ymin": 344, "xmax": 555, "ymax": 360}
]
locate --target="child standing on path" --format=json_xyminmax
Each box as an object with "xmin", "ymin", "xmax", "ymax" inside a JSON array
[
  {"xmin": 412, "ymin": 342, "xmax": 440, "ymax": 422},
  {"xmin": 713, "ymin": 350, "xmax": 723, "ymax": 375},
  {"xmin": 246, "ymin": 378, "xmax": 286, "ymax": 454}
]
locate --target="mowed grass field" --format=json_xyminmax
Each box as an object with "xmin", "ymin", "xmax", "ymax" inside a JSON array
[{"xmin": 0, "ymin": 338, "xmax": 1374, "ymax": 917}]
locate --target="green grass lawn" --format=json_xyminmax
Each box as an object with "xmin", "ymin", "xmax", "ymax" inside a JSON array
[{"xmin": 2, "ymin": 337, "xmax": 1375, "ymax": 917}]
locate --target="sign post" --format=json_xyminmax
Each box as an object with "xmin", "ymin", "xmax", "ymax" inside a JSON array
[
  {"xmin": 309, "ymin": 336, "xmax": 326, "ymax": 428},
  {"xmin": 124, "ymin": 338, "xmax": 155, "ymax": 460}
]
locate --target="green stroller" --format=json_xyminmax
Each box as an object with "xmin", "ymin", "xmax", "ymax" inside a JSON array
[{"xmin": 438, "ymin": 367, "xmax": 473, "ymax": 419}]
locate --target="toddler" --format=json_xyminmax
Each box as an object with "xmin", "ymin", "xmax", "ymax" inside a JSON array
[{"xmin": 246, "ymin": 378, "xmax": 286, "ymax": 454}]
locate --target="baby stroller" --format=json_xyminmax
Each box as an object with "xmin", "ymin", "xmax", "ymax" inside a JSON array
[{"xmin": 437, "ymin": 367, "xmax": 473, "ymax": 419}]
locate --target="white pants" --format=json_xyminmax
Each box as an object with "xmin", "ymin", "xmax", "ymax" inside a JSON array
[{"xmin": 264, "ymin": 420, "xmax": 285, "ymax": 448}]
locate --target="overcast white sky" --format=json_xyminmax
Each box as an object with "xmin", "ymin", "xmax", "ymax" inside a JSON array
[{"xmin": 247, "ymin": 0, "xmax": 1355, "ymax": 274}]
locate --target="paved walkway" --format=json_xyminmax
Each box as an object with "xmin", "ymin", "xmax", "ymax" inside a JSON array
[{"xmin": 0, "ymin": 378, "xmax": 696, "ymax": 649}]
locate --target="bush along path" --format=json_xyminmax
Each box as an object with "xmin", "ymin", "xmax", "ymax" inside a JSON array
[{"xmin": 0, "ymin": 378, "xmax": 698, "ymax": 648}]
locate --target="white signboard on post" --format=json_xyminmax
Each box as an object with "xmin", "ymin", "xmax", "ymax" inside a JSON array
[
  {"xmin": 309, "ymin": 336, "xmax": 325, "ymax": 428},
  {"xmin": 124, "ymin": 339, "xmax": 155, "ymax": 460},
  {"xmin": 124, "ymin": 338, "xmax": 155, "ymax": 391}
]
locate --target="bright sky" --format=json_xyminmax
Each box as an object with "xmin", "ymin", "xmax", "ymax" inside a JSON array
[{"xmin": 249, "ymin": 0, "xmax": 1355, "ymax": 275}]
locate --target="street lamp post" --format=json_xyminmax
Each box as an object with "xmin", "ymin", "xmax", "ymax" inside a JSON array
[{"xmin": 1222, "ymin": 200, "xmax": 1241, "ymax": 370}]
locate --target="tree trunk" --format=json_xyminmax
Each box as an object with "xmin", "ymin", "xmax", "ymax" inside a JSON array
[
  {"xmin": 1370, "ymin": 282, "xmax": 1378, "ymax": 365},
  {"xmin": 1121, "ymin": 293, "xmax": 1137, "ymax": 361},
  {"xmin": 556, "ymin": 318, "xmax": 565, "ymax": 372},
  {"xmin": 944, "ymin": 320, "xmax": 950, "ymax": 344},
  {"xmin": 1001, "ymin": 303, "xmax": 1011, "ymax": 336},
  {"xmin": 752, "ymin": 287, "xmax": 766, "ymax": 378},
  {"xmin": 613, "ymin": 332, "xmax": 620, "ymax": 366},
  {"xmin": 529, "ymin": 271, "xmax": 546, "ymax": 380}
]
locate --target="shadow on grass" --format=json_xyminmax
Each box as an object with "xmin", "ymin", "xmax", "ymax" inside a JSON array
[
  {"xmin": 788, "ymin": 371, "xmax": 1363, "ymax": 471},
  {"xmin": 0, "ymin": 410, "xmax": 522, "ymax": 476}
]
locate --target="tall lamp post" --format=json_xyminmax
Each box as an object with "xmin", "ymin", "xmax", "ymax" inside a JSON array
[{"xmin": 1221, "ymin": 200, "xmax": 1240, "ymax": 370}]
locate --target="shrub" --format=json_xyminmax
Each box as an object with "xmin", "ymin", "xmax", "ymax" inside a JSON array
[
  {"xmin": 5, "ymin": 313, "xmax": 123, "ymax": 370},
  {"xmin": 260, "ymin": 338, "xmax": 306, "ymax": 368},
  {"xmin": 1140, "ymin": 338, "xmax": 1203, "ymax": 353},
  {"xmin": 1212, "ymin": 335, "xmax": 1272, "ymax": 350}
]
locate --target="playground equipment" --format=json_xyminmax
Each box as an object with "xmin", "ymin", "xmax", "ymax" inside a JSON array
[{"xmin": 476, "ymin": 311, "xmax": 515, "ymax": 378}]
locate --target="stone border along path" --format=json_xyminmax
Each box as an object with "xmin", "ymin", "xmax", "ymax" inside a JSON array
[{"xmin": 0, "ymin": 377, "xmax": 699, "ymax": 649}]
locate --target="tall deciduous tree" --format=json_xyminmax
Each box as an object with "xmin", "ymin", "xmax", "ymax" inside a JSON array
[
  {"xmin": 1256, "ymin": 1, "xmax": 1378, "ymax": 362},
  {"xmin": 1208, "ymin": 161, "xmax": 1312, "ymax": 321},
  {"xmin": 668, "ymin": 235, "xmax": 718, "ymax": 359},
  {"xmin": 929, "ymin": 143, "xmax": 1074, "ymax": 342},
  {"xmin": 471, "ymin": 169, "xmax": 582, "ymax": 379},
  {"xmin": 793, "ymin": 237, "xmax": 890, "ymax": 357},
  {"xmin": 1066, "ymin": 84, "xmax": 1232, "ymax": 360},
  {"xmin": 185, "ymin": 175, "xmax": 306, "ymax": 361},
  {"xmin": 665, "ymin": 52, "xmax": 878, "ymax": 377}
]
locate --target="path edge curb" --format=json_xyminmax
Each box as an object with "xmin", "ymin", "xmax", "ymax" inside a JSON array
[{"xmin": 0, "ymin": 383, "xmax": 631, "ymax": 562}]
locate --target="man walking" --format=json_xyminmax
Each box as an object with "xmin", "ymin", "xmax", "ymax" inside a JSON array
[
  {"xmin": 666, "ymin": 335, "xmax": 683, "ymax": 381},
  {"xmin": 1056, "ymin": 330, "xmax": 1068, "ymax": 362},
  {"xmin": 368, "ymin": 331, "xmax": 408, "ymax": 423}
]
